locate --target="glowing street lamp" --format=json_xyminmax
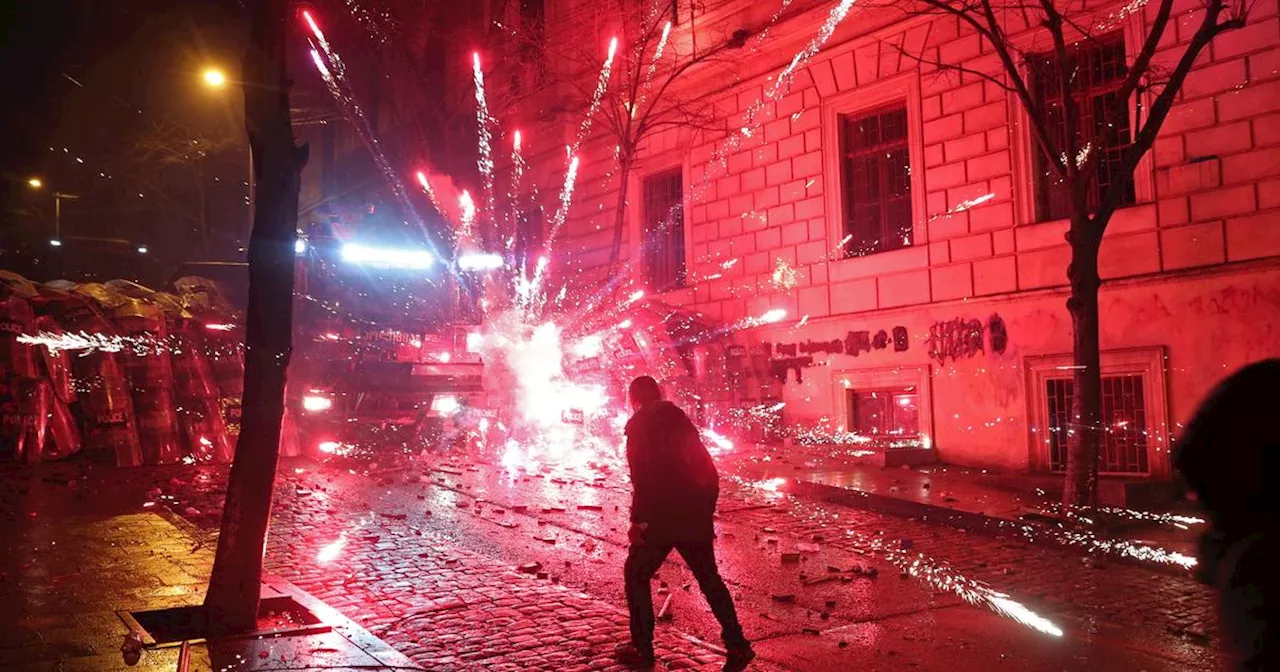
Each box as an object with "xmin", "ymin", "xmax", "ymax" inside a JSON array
[
  {"xmin": 27, "ymin": 177, "xmax": 42, "ymax": 189},
  {"xmin": 200, "ymin": 66, "xmax": 253, "ymax": 238},
  {"xmin": 203, "ymin": 68, "xmax": 228, "ymax": 88}
]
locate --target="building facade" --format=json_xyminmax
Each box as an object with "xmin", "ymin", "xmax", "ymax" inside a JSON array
[{"xmin": 502, "ymin": 0, "xmax": 1280, "ymax": 479}]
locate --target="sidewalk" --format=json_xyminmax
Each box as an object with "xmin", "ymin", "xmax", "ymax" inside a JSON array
[
  {"xmin": 725, "ymin": 443, "xmax": 1203, "ymax": 558},
  {"xmin": 0, "ymin": 462, "xmax": 420, "ymax": 672},
  {"xmin": 1, "ymin": 460, "xmax": 790, "ymax": 672}
]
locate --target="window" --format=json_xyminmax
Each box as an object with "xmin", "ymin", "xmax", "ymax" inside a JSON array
[
  {"xmin": 1044, "ymin": 375, "xmax": 1149, "ymax": 474},
  {"xmin": 1029, "ymin": 35, "xmax": 1135, "ymax": 221},
  {"xmin": 839, "ymin": 104, "xmax": 912, "ymax": 257},
  {"xmin": 642, "ymin": 168, "xmax": 686, "ymax": 292},
  {"xmin": 1027, "ymin": 347, "xmax": 1169, "ymax": 477},
  {"xmin": 847, "ymin": 387, "xmax": 920, "ymax": 440}
]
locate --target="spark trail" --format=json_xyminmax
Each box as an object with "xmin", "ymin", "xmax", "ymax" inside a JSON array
[
  {"xmin": 473, "ymin": 53, "xmax": 497, "ymax": 225},
  {"xmin": 573, "ymin": 38, "xmax": 620, "ymax": 151},
  {"xmin": 302, "ymin": 10, "xmax": 441, "ymax": 262}
]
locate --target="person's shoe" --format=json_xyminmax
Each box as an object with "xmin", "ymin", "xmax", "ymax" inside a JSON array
[
  {"xmin": 722, "ymin": 644, "xmax": 756, "ymax": 672},
  {"xmin": 614, "ymin": 642, "xmax": 656, "ymax": 668}
]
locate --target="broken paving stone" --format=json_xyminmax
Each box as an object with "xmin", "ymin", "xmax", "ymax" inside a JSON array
[
  {"xmin": 796, "ymin": 542, "xmax": 820, "ymax": 553},
  {"xmin": 536, "ymin": 571, "xmax": 549, "ymax": 580},
  {"xmin": 517, "ymin": 562, "xmax": 542, "ymax": 574},
  {"xmin": 780, "ymin": 552, "xmax": 801, "ymax": 564}
]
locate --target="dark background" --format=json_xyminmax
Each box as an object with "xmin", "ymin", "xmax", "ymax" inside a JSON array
[{"xmin": 1, "ymin": 0, "xmax": 249, "ymax": 284}]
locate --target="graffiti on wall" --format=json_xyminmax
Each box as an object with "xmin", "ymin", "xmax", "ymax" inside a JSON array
[
  {"xmin": 768, "ymin": 325, "xmax": 909, "ymax": 383},
  {"xmin": 927, "ymin": 314, "xmax": 1009, "ymax": 364}
]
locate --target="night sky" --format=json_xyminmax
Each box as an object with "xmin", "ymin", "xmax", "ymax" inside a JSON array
[{"xmin": 1, "ymin": 0, "xmax": 249, "ymax": 274}]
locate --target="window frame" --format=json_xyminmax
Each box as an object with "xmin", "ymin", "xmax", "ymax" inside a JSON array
[
  {"xmin": 1008, "ymin": 17, "xmax": 1155, "ymax": 227},
  {"xmin": 641, "ymin": 167, "xmax": 688, "ymax": 293},
  {"xmin": 1025, "ymin": 346, "xmax": 1171, "ymax": 477},
  {"xmin": 847, "ymin": 386, "xmax": 922, "ymax": 441},
  {"xmin": 822, "ymin": 71, "xmax": 927, "ymax": 261},
  {"xmin": 629, "ymin": 154, "xmax": 692, "ymax": 297},
  {"xmin": 832, "ymin": 364, "xmax": 935, "ymax": 449},
  {"xmin": 1027, "ymin": 34, "xmax": 1135, "ymax": 222}
]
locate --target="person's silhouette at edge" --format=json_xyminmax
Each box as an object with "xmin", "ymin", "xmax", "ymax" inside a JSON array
[
  {"xmin": 1175, "ymin": 359, "xmax": 1278, "ymax": 671},
  {"xmin": 615, "ymin": 375, "xmax": 754, "ymax": 671}
]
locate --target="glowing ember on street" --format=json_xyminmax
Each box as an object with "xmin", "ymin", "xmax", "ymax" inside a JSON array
[{"xmin": 316, "ymin": 535, "xmax": 347, "ymax": 563}]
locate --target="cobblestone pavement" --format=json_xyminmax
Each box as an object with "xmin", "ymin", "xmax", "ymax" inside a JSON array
[
  {"xmin": 137, "ymin": 445, "xmax": 1222, "ymax": 671},
  {"xmin": 5, "ymin": 445, "xmax": 1220, "ymax": 670}
]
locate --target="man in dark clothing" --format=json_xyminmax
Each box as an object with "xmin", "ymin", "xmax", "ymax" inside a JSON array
[
  {"xmin": 617, "ymin": 376, "xmax": 754, "ymax": 671},
  {"xmin": 1174, "ymin": 359, "xmax": 1277, "ymax": 671}
]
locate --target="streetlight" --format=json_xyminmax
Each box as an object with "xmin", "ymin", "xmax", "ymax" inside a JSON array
[
  {"xmin": 203, "ymin": 68, "xmax": 228, "ymax": 88},
  {"xmin": 201, "ymin": 66, "xmax": 253, "ymax": 244},
  {"xmin": 25, "ymin": 177, "xmax": 76, "ymax": 243}
]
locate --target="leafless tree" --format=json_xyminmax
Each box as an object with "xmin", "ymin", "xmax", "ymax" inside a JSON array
[
  {"xmin": 203, "ymin": 0, "xmax": 308, "ymax": 632},
  {"xmin": 503, "ymin": 0, "xmax": 752, "ymax": 270},
  {"xmin": 884, "ymin": 0, "xmax": 1248, "ymax": 505},
  {"xmin": 128, "ymin": 119, "xmax": 239, "ymax": 254}
]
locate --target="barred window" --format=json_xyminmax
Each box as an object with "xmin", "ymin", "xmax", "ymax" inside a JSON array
[
  {"xmin": 1029, "ymin": 35, "xmax": 1135, "ymax": 221},
  {"xmin": 1045, "ymin": 374, "xmax": 1149, "ymax": 474},
  {"xmin": 840, "ymin": 104, "xmax": 913, "ymax": 257},
  {"xmin": 642, "ymin": 168, "xmax": 686, "ymax": 293}
]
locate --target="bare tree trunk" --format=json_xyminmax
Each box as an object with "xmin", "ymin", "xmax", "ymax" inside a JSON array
[
  {"xmin": 203, "ymin": 0, "xmax": 308, "ymax": 634},
  {"xmin": 608, "ymin": 157, "xmax": 634, "ymax": 268},
  {"xmin": 1063, "ymin": 223, "xmax": 1102, "ymax": 508}
]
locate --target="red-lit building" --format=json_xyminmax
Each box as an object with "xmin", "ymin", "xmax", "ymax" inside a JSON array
[{"xmin": 497, "ymin": 0, "xmax": 1280, "ymax": 482}]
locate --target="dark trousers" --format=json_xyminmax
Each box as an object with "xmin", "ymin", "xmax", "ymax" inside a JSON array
[{"xmin": 624, "ymin": 537, "xmax": 747, "ymax": 650}]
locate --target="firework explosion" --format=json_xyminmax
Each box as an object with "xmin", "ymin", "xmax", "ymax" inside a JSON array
[{"xmin": 290, "ymin": 3, "xmax": 1090, "ymax": 636}]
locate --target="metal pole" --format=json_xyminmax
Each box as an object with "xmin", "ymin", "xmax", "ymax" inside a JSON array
[
  {"xmin": 247, "ymin": 146, "xmax": 255, "ymax": 240},
  {"xmin": 54, "ymin": 194, "xmax": 61, "ymax": 241}
]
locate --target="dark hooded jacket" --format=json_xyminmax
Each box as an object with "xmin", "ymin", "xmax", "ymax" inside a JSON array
[
  {"xmin": 625, "ymin": 400, "xmax": 719, "ymax": 542},
  {"xmin": 1174, "ymin": 359, "xmax": 1278, "ymax": 671}
]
